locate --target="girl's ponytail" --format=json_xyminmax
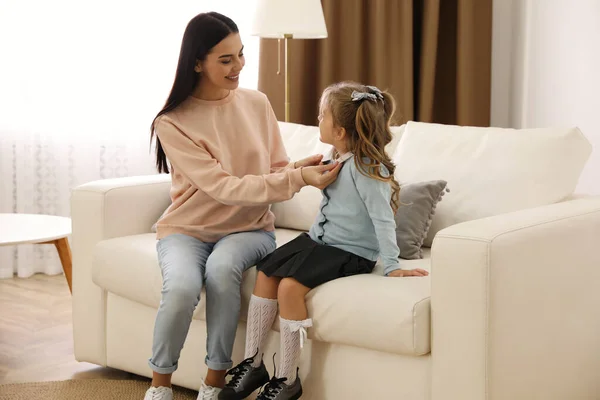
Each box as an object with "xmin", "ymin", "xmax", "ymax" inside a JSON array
[{"xmin": 321, "ymin": 82, "xmax": 401, "ymax": 213}]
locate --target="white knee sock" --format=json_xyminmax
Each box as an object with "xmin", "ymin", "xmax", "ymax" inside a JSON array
[
  {"xmin": 277, "ymin": 317, "xmax": 313, "ymax": 383},
  {"xmin": 244, "ymin": 294, "xmax": 278, "ymax": 368}
]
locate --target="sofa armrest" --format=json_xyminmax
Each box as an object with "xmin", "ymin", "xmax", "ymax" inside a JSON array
[
  {"xmin": 430, "ymin": 197, "xmax": 600, "ymax": 400},
  {"xmin": 70, "ymin": 174, "xmax": 170, "ymax": 365}
]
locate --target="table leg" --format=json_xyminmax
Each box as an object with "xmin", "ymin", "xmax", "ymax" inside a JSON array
[{"xmin": 42, "ymin": 238, "xmax": 72, "ymax": 293}]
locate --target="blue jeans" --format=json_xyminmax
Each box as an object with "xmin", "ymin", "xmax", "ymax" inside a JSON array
[{"xmin": 148, "ymin": 230, "xmax": 276, "ymax": 373}]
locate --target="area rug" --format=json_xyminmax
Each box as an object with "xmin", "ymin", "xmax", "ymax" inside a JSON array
[{"xmin": 0, "ymin": 379, "xmax": 198, "ymax": 400}]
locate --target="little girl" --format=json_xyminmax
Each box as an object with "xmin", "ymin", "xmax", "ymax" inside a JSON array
[{"xmin": 218, "ymin": 82, "xmax": 429, "ymax": 400}]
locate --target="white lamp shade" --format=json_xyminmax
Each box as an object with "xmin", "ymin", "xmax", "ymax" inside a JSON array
[{"xmin": 251, "ymin": 0, "xmax": 328, "ymax": 39}]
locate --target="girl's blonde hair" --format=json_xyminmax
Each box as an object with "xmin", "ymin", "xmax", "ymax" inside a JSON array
[{"xmin": 320, "ymin": 81, "xmax": 400, "ymax": 213}]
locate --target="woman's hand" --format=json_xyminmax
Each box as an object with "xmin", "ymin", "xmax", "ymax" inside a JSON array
[
  {"xmin": 387, "ymin": 268, "xmax": 429, "ymax": 277},
  {"xmin": 301, "ymin": 162, "xmax": 342, "ymax": 190},
  {"xmin": 294, "ymin": 154, "xmax": 324, "ymax": 168}
]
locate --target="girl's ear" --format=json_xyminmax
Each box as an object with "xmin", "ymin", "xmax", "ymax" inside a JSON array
[
  {"xmin": 335, "ymin": 126, "xmax": 347, "ymax": 141},
  {"xmin": 194, "ymin": 60, "xmax": 202, "ymax": 73}
]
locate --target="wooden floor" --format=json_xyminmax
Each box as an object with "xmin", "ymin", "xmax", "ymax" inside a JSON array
[{"xmin": 0, "ymin": 274, "xmax": 147, "ymax": 385}]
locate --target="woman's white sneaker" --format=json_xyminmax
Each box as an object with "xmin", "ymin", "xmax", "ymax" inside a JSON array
[
  {"xmin": 197, "ymin": 382, "xmax": 222, "ymax": 400},
  {"xmin": 144, "ymin": 386, "xmax": 173, "ymax": 400}
]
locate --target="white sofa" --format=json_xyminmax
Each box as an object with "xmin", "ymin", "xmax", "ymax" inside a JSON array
[{"xmin": 71, "ymin": 121, "xmax": 600, "ymax": 400}]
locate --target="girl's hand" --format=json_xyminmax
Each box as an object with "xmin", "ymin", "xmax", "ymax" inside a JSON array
[
  {"xmin": 301, "ymin": 162, "xmax": 342, "ymax": 189},
  {"xmin": 387, "ymin": 268, "xmax": 429, "ymax": 277},
  {"xmin": 294, "ymin": 154, "xmax": 323, "ymax": 168}
]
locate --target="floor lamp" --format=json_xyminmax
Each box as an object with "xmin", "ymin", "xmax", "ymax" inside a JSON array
[{"xmin": 251, "ymin": 0, "xmax": 328, "ymax": 122}]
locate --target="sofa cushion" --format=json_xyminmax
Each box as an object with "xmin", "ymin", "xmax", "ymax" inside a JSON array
[
  {"xmin": 393, "ymin": 121, "xmax": 592, "ymax": 247},
  {"xmin": 92, "ymin": 229, "xmax": 431, "ymax": 356},
  {"xmin": 273, "ymin": 122, "xmax": 405, "ymax": 231},
  {"xmin": 92, "ymin": 229, "xmax": 302, "ymax": 323},
  {"xmin": 277, "ymin": 122, "xmax": 405, "ymax": 165},
  {"xmin": 395, "ymin": 180, "xmax": 449, "ymax": 259}
]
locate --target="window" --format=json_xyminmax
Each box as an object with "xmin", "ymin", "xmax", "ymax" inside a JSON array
[{"xmin": 0, "ymin": 0, "xmax": 260, "ymax": 140}]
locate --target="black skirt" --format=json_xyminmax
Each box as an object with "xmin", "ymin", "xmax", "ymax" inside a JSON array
[{"xmin": 256, "ymin": 233, "xmax": 376, "ymax": 289}]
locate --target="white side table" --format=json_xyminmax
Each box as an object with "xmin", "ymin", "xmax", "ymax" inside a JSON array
[{"xmin": 0, "ymin": 213, "xmax": 73, "ymax": 293}]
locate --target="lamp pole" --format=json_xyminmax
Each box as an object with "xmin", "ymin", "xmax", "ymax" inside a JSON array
[{"xmin": 284, "ymin": 33, "xmax": 292, "ymax": 122}]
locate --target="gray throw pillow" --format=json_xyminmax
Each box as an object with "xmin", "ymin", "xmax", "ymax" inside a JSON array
[{"xmin": 395, "ymin": 180, "xmax": 449, "ymax": 259}]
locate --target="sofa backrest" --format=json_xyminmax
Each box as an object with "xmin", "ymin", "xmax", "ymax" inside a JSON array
[
  {"xmin": 393, "ymin": 122, "xmax": 592, "ymax": 246},
  {"xmin": 274, "ymin": 121, "xmax": 592, "ymax": 245},
  {"xmin": 277, "ymin": 121, "xmax": 405, "ymax": 165},
  {"xmin": 272, "ymin": 122, "xmax": 405, "ymax": 231}
]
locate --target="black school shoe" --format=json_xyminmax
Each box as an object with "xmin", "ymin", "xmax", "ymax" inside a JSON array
[
  {"xmin": 256, "ymin": 370, "xmax": 302, "ymax": 400},
  {"xmin": 219, "ymin": 352, "xmax": 270, "ymax": 400}
]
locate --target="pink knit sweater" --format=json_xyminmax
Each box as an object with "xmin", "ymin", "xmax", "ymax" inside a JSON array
[{"xmin": 155, "ymin": 88, "xmax": 305, "ymax": 242}]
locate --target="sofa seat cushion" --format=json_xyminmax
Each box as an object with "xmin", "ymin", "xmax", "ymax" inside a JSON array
[
  {"xmin": 91, "ymin": 229, "xmax": 302, "ymax": 323},
  {"xmin": 92, "ymin": 229, "xmax": 432, "ymax": 356}
]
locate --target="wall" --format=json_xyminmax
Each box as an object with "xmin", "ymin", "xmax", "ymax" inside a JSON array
[{"xmin": 491, "ymin": 0, "xmax": 600, "ymax": 195}]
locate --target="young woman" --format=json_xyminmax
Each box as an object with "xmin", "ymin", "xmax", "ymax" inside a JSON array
[{"xmin": 144, "ymin": 12, "xmax": 341, "ymax": 400}]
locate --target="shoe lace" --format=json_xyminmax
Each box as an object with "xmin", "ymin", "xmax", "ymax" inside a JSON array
[
  {"xmin": 256, "ymin": 376, "xmax": 287, "ymax": 400},
  {"xmin": 149, "ymin": 387, "xmax": 170, "ymax": 400},
  {"xmin": 224, "ymin": 355, "xmax": 254, "ymax": 388},
  {"xmin": 198, "ymin": 382, "xmax": 218, "ymax": 400},
  {"xmin": 256, "ymin": 353, "xmax": 287, "ymax": 400}
]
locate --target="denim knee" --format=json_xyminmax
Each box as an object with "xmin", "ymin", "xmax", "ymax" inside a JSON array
[
  {"xmin": 205, "ymin": 255, "xmax": 244, "ymax": 296},
  {"xmin": 162, "ymin": 279, "xmax": 202, "ymax": 311}
]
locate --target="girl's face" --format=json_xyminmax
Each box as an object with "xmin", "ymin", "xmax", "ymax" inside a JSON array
[
  {"xmin": 196, "ymin": 33, "xmax": 245, "ymax": 95},
  {"xmin": 318, "ymin": 106, "xmax": 336, "ymax": 145},
  {"xmin": 318, "ymin": 105, "xmax": 347, "ymax": 152}
]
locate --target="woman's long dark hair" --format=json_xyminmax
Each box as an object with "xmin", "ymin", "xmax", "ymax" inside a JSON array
[{"xmin": 151, "ymin": 12, "xmax": 238, "ymax": 173}]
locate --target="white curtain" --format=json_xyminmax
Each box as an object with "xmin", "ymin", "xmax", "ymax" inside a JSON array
[{"xmin": 0, "ymin": 0, "xmax": 260, "ymax": 278}]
